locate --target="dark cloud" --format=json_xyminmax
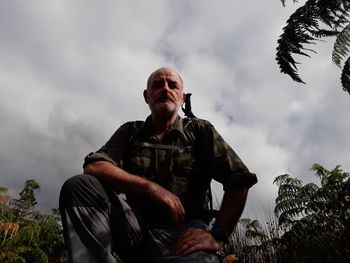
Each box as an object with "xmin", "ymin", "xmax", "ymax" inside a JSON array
[{"xmin": 0, "ymin": 0, "xmax": 349, "ymax": 218}]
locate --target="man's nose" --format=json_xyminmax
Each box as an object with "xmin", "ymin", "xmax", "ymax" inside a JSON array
[
  {"xmin": 160, "ymin": 81, "xmax": 171, "ymax": 91},
  {"xmin": 162, "ymin": 81, "xmax": 169, "ymax": 90}
]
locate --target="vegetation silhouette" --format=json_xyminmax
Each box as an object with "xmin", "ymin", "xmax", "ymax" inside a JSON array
[
  {"xmin": 230, "ymin": 164, "xmax": 350, "ymax": 262},
  {"xmin": 276, "ymin": 0, "xmax": 350, "ymax": 94},
  {"xmin": 1, "ymin": 164, "xmax": 349, "ymax": 262}
]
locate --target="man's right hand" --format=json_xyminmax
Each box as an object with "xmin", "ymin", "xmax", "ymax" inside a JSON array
[
  {"xmin": 144, "ymin": 180, "xmax": 185, "ymax": 226},
  {"xmin": 85, "ymin": 161, "xmax": 185, "ymax": 226}
]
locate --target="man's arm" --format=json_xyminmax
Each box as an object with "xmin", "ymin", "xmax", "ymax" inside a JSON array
[
  {"xmin": 173, "ymin": 187, "xmax": 248, "ymax": 255},
  {"xmin": 213, "ymin": 187, "xmax": 248, "ymax": 240},
  {"xmin": 84, "ymin": 160, "xmax": 185, "ymax": 226}
]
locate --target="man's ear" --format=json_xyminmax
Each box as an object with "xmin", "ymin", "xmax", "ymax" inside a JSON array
[
  {"xmin": 143, "ymin": 89, "xmax": 148, "ymax": 104},
  {"xmin": 181, "ymin": 93, "xmax": 186, "ymax": 106}
]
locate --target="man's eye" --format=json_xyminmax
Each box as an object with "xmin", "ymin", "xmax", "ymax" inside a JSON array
[
  {"xmin": 168, "ymin": 82, "xmax": 179, "ymax": 89},
  {"xmin": 152, "ymin": 81, "xmax": 163, "ymax": 88}
]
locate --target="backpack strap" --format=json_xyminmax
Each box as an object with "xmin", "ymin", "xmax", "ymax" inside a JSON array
[{"xmin": 182, "ymin": 98, "xmax": 218, "ymax": 220}]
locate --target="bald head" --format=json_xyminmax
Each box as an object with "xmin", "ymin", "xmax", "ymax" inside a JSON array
[{"xmin": 147, "ymin": 67, "xmax": 183, "ymax": 90}]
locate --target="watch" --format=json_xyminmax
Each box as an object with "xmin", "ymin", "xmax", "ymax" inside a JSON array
[{"xmin": 210, "ymin": 224, "xmax": 229, "ymax": 244}]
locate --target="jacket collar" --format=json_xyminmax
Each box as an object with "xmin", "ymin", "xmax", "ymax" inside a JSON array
[{"xmin": 139, "ymin": 115, "xmax": 185, "ymax": 138}]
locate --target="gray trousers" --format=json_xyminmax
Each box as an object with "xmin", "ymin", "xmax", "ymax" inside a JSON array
[{"xmin": 59, "ymin": 174, "xmax": 219, "ymax": 263}]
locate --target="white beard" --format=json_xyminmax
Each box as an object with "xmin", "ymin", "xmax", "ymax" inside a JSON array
[{"xmin": 149, "ymin": 101, "xmax": 181, "ymax": 116}]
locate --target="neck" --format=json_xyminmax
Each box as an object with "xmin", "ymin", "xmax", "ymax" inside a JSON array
[{"xmin": 151, "ymin": 112, "xmax": 178, "ymax": 134}]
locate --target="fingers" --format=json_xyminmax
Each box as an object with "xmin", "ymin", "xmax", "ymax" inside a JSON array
[
  {"xmin": 174, "ymin": 240, "xmax": 203, "ymax": 256},
  {"xmin": 176, "ymin": 228, "xmax": 201, "ymax": 244},
  {"xmin": 173, "ymin": 228, "xmax": 223, "ymax": 256},
  {"xmin": 173, "ymin": 228, "xmax": 211, "ymax": 256},
  {"xmin": 146, "ymin": 182, "xmax": 185, "ymax": 225}
]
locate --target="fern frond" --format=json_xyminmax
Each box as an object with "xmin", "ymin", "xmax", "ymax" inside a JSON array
[
  {"xmin": 280, "ymin": 0, "xmax": 300, "ymax": 7},
  {"xmin": 274, "ymin": 197, "xmax": 305, "ymax": 219},
  {"xmin": 311, "ymin": 163, "xmax": 331, "ymax": 178},
  {"xmin": 311, "ymin": 29, "xmax": 339, "ymax": 38},
  {"xmin": 302, "ymin": 183, "xmax": 319, "ymax": 195},
  {"xmin": 333, "ymin": 2, "xmax": 350, "ymax": 30},
  {"xmin": 332, "ymin": 23, "xmax": 350, "ymax": 67},
  {"xmin": 341, "ymin": 56, "xmax": 350, "ymax": 94},
  {"xmin": 273, "ymin": 174, "xmax": 302, "ymax": 187},
  {"xmin": 276, "ymin": 0, "xmax": 349, "ymax": 86}
]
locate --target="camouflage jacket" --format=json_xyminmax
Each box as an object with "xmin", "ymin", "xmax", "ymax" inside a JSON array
[{"xmin": 84, "ymin": 115, "xmax": 257, "ymax": 222}]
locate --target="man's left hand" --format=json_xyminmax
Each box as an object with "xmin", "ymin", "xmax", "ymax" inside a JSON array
[{"xmin": 172, "ymin": 227, "xmax": 223, "ymax": 256}]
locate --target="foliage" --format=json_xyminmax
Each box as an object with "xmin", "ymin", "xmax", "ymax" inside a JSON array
[
  {"xmin": 276, "ymin": 0, "xmax": 350, "ymax": 94},
  {"xmin": 273, "ymin": 164, "xmax": 350, "ymax": 262},
  {"xmin": 229, "ymin": 212, "xmax": 282, "ymax": 263},
  {"xmin": 0, "ymin": 180, "xmax": 68, "ymax": 263},
  {"xmin": 2, "ymin": 164, "xmax": 350, "ymax": 262},
  {"xmin": 229, "ymin": 164, "xmax": 350, "ymax": 263},
  {"xmin": 10, "ymin": 179, "xmax": 40, "ymax": 224}
]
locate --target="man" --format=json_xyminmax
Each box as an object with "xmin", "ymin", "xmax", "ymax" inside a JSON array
[{"xmin": 59, "ymin": 67, "xmax": 257, "ymax": 263}]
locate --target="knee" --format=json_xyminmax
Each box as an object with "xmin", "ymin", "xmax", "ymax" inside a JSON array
[
  {"xmin": 59, "ymin": 174, "xmax": 86, "ymax": 207},
  {"xmin": 59, "ymin": 174, "xmax": 109, "ymax": 208},
  {"xmin": 60, "ymin": 174, "xmax": 92, "ymax": 195}
]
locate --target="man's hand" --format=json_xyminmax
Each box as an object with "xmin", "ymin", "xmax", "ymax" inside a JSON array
[
  {"xmin": 172, "ymin": 227, "xmax": 223, "ymax": 256},
  {"xmin": 145, "ymin": 181, "xmax": 185, "ymax": 226},
  {"xmin": 85, "ymin": 161, "xmax": 185, "ymax": 226}
]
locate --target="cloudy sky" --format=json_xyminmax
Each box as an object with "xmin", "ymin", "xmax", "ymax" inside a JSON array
[{"xmin": 1, "ymin": 0, "xmax": 350, "ymax": 219}]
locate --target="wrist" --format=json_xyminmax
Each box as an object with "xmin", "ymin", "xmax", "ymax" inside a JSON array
[
  {"xmin": 142, "ymin": 178, "xmax": 160, "ymax": 196},
  {"xmin": 210, "ymin": 224, "xmax": 229, "ymax": 244}
]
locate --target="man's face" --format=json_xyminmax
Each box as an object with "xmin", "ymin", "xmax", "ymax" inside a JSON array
[{"xmin": 144, "ymin": 68, "xmax": 185, "ymax": 116}]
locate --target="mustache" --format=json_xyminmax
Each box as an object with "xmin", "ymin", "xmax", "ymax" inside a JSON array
[{"xmin": 155, "ymin": 94, "xmax": 175, "ymax": 103}]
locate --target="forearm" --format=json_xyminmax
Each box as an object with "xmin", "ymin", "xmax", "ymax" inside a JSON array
[
  {"xmin": 84, "ymin": 160, "xmax": 186, "ymax": 225},
  {"xmin": 214, "ymin": 187, "xmax": 248, "ymax": 238},
  {"xmin": 84, "ymin": 160, "xmax": 151, "ymax": 196}
]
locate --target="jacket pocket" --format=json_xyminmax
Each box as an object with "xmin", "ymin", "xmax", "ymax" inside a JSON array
[{"xmin": 128, "ymin": 147, "xmax": 151, "ymax": 176}]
